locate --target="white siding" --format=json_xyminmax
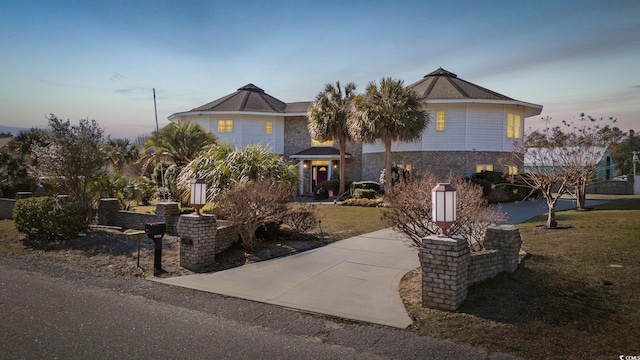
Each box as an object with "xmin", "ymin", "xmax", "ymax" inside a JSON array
[
  {"xmin": 361, "ymin": 103, "xmax": 525, "ymax": 154},
  {"xmin": 172, "ymin": 114, "xmax": 285, "ymax": 154},
  {"xmin": 421, "ymin": 105, "xmax": 467, "ymax": 151},
  {"xmin": 465, "ymin": 104, "xmax": 505, "ymax": 151}
]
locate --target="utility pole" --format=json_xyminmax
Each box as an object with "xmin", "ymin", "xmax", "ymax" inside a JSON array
[{"xmin": 153, "ymin": 88, "xmax": 159, "ymax": 132}]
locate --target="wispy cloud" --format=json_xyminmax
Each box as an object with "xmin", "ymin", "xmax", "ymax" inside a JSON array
[
  {"xmin": 110, "ymin": 72, "xmax": 127, "ymax": 81},
  {"xmin": 633, "ymin": 85, "xmax": 640, "ymax": 89}
]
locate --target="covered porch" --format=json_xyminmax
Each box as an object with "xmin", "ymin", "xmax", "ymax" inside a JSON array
[{"xmin": 290, "ymin": 147, "xmax": 351, "ymax": 195}]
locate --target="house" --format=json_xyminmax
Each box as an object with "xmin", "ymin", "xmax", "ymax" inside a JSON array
[
  {"xmin": 524, "ymin": 146, "xmax": 615, "ymax": 181},
  {"xmin": 168, "ymin": 68, "xmax": 543, "ymax": 194}
]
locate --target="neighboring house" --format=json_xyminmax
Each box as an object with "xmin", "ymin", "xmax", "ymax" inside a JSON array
[
  {"xmin": 524, "ymin": 146, "xmax": 615, "ymax": 181},
  {"xmin": 168, "ymin": 68, "xmax": 543, "ymax": 194}
]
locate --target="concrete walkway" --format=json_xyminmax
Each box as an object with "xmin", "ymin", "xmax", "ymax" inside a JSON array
[{"xmin": 155, "ymin": 228, "xmax": 418, "ymax": 328}]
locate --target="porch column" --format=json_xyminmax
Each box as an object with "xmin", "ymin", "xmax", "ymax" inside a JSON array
[
  {"xmin": 327, "ymin": 160, "xmax": 332, "ymax": 181},
  {"xmin": 298, "ymin": 160, "xmax": 304, "ymax": 195}
]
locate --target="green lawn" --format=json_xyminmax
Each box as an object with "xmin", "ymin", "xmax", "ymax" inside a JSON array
[
  {"xmin": 312, "ymin": 204, "xmax": 387, "ymax": 241},
  {"xmin": 402, "ymin": 197, "xmax": 640, "ymax": 359}
]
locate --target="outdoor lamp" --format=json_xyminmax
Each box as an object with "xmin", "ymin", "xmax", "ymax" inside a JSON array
[
  {"xmin": 190, "ymin": 178, "xmax": 207, "ymax": 215},
  {"xmin": 432, "ymin": 183, "xmax": 456, "ymax": 236}
]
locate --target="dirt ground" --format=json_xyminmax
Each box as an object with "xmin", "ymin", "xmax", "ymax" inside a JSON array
[{"xmin": 7, "ymin": 226, "xmax": 327, "ymax": 279}]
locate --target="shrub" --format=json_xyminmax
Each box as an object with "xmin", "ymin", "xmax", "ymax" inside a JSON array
[
  {"xmin": 313, "ymin": 180, "xmax": 339, "ymax": 200},
  {"xmin": 379, "ymin": 165, "xmax": 410, "ymax": 187},
  {"xmin": 13, "ymin": 196, "xmax": 92, "ymax": 241},
  {"xmin": 353, "ymin": 188, "xmax": 377, "ymax": 200},
  {"xmin": 468, "ymin": 171, "xmax": 506, "ymax": 197},
  {"xmin": 217, "ymin": 180, "xmax": 293, "ymax": 251},
  {"xmin": 350, "ymin": 181, "xmax": 381, "ymax": 193},
  {"xmin": 283, "ymin": 205, "xmax": 318, "ymax": 237},
  {"xmin": 468, "ymin": 171, "xmax": 539, "ymax": 203},
  {"xmin": 314, "ymin": 187, "xmax": 329, "ymax": 200},
  {"xmin": 383, "ymin": 172, "xmax": 505, "ymax": 250},
  {"xmin": 342, "ymin": 198, "xmax": 379, "ymax": 207},
  {"xmin": 201, "ymin": 202, "xmax": 221, "ymax": 217},
  {"xmin": 256, "ymin": 221, "xmax": 282, "ymax": 241}
]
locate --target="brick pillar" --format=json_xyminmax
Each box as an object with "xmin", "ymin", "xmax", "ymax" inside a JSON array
[
  {"xmin": 177, "ymin": 214, "xmax": 217, "ymax": 272},
  {"xmin": 156, "ymin": 202, "xmax": 180, "ymax": 234},
  {"xmin": 420, "ymin": 236, "xmax": 470, "ymax": 311},
  {"xmin": 98, "ymin": 198, "xmax": 120, "ymax": 226},
  {"xmin": 484, "ymin": 225, "xmax": 522, "ymax": 273}
]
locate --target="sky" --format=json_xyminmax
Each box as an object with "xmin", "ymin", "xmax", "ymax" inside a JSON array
[{"xmin": 1, "ymin": 0, "xmax": 639, "ymax": 139}]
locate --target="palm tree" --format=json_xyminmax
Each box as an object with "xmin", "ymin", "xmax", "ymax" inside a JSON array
[
  {"xmin": 308, "ymin": 81, "xmax": 357, "ymax": 195},
  {"xmin": 349, "ymin": 77, "xmax": 429, "ymax": 188},
  {"xmin": 105, "ymin": 138, "xmax": 140, "ymax": 174},
  {"xmin": 142, "ymin": 122, "xmax": 217, "ymax": 170}
]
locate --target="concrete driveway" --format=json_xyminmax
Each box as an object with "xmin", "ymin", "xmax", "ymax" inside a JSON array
[
  {"xmin": 155, "ymin": 228, "xmax": 418, "ymax": 328},
  {"xmin": 156, "ymin": 198, "xmax": 608, "ymax": 329}
]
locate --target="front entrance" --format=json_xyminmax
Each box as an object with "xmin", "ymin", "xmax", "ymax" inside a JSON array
[{"xmin": 312, "ymin": 165, "xmax": 328, "ymax": 188}]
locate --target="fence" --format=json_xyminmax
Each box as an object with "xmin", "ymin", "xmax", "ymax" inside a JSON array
[{"xmin": 0, "ymin": 192, "xmax": 34, "ymax": 220}]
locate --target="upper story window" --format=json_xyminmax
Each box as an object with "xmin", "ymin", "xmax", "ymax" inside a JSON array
[
  {"xmin": 476, "ymin": 164, "xmax": 494, "ymax": 173},
  {"xmin": 218, "ymin": 120, "xmax": 233, "ymax": 133},
  {"xmin": 265, "ymin": 121, "xmax": 273, "ymax": 134},
  {"xmin": 507, "ymin": 114, "xmax": 521, "ymax": 139},
  {"xmin": 312, "ymin": 139, "xmax": 333, "ymax": 146},
  {"xmin": 436, "ymin": 111, "xmax": 445, "ymax": 131}
]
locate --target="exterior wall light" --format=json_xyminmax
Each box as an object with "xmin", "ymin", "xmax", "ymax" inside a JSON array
[
  {"xmin": 432, "ymin": 183, "xmax": 456, "ymax": 236},
  {"xmin": 190, "ymin": 178, "xmax": 207, "ymax": 215}
]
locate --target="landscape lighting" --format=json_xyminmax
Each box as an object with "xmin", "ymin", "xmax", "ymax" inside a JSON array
[
  {"xmin": 190, "ymin": 178, "xmax": 207, "ymax": 215},
  {"xmin": 432, "ymin": 183, "xmax": 456, "ymax": 236}
]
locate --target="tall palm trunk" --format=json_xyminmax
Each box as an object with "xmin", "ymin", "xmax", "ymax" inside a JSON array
[
  {"xmin": 339, "ymin": 136, "xmax": 346, "ymax": 195},
  {"xmin": 384, "ymin": 138, "xmax": 392, "ymax": 189}
]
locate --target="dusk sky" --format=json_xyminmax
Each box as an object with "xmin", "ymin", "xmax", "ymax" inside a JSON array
[{"xmin": 1, "ymin": 0, "xmax": 639, "ymax": 139}]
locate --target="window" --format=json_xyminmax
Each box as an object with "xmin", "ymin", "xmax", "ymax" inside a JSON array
[
  {"xmin": 476, "ymin": 164, "xmax": 494, "ymax": 173},
  {"xmin": 217, "ymin": 120, "xmax": 233, "ymax": 133},
  {"xmin": 507, "ymin": 114, "xmax": 521, "ymax": 139},
  {"xmin": 265, "ymin": 121, "xmax": 272, "ymax": 134},
  {"xmin": 507, "ymin": 166, "xmax": 518, "ymax": 175},
  {"xmin": 436, "ymin": 111, "xmax": 445, "ymax": 131},
  {"xmin": 312, "ymin": 139, "xmax": 333, "ymax": 146}
]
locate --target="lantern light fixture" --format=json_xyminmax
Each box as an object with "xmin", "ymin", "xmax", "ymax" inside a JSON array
[
  {"xmin": 190, "ymin": 178, "xmax": 207, "ymax": 215},
  {"xmin": 431, "ymin": 183, "xmax": 456, "ymax": 236}
]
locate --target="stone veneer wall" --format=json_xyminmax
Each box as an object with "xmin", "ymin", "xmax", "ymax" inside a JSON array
[
  {"xmin": 177, "ymin": 215, "xmax": 239, "ymax": 271},
  {"xmin": 214, "ymin": 220, "xmax": 239, "ymax": 254},
  {"xmin": 419, "ymin": 225, "xmax": 522, "ymax": 311},
  {"xmin": 98, "ymin": 199, "xmax": 180, "ymax": 234},
  {"xmin": 362, "ymin": 151, "xmax": 521, "ymax": 181}
]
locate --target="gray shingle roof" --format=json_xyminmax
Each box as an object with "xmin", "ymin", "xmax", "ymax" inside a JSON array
[
  {"xmin": 407, "ymin": 68, "xmax": 515, "ymax": 101},
  {"xmin": 191, "ymin": 84, "xmax": 287, "ymax": 113},
  {"xmin": 285, "ymin": 101, "xmax": 312, "ymax": 113}
]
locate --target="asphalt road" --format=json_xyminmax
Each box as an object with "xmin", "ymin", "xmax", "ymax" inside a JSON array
[{"xmin": 0, "ymin": 258, "xmax": 517, "ymax": 359}]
